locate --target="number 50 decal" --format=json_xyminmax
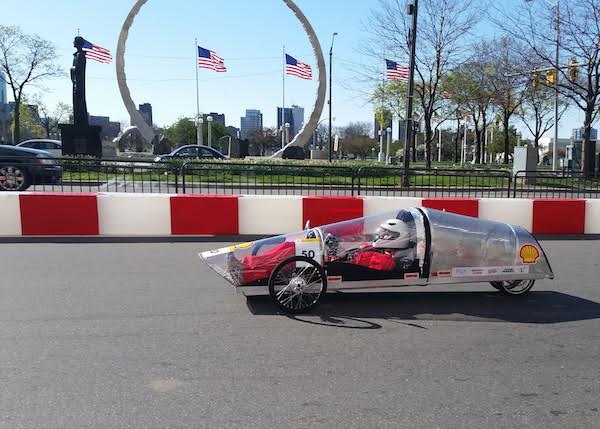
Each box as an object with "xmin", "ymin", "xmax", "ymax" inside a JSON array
[{"xmin": 296, "ymin": 239, "xmax": 322, "ymax": 267}]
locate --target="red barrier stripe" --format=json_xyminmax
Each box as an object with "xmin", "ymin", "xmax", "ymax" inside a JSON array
[
  {"xmin": 532, "ymin": 199, "xmax": 586, "ymax": 234},
  {"xmin": 19, "ymin": 193, "xmax": 99, "ymax": 236},
  {"xmin": 302, "ymin": 196, "xmax": 364, "ymax": 227},
  {"xmin": 422, "ymin": 198, "xmax": 479, "ymax": 218},
  {"xmin": 170, "ymin": 195, "xmax": 239, "ymax": 235}
]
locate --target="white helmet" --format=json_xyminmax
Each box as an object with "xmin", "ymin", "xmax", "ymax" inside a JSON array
[{"xmin": 373, "ymin": 218, "xmax": 410, "ymax": 249}]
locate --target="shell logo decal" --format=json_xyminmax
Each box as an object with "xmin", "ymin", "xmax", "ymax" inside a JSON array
[{"xmin": 520, "ymin": 244, "xmax": 540, "ymax": 264}]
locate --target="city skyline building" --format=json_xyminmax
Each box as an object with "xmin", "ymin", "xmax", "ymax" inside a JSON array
[
  {"xmin": 207, "ymin": 112, "xmax": 226, "ymax": 126},
  {"xmin": 227, "ymin": 126, "xmax": 240, "ymax": 139},
  {"xmin": 137, "ymin": 103, "xmax": 153, "ymax": 128},
  {"xmin": 240, "ymin": 109, "xmax": 263, "ymax": 140},
  {"xmin": 277, "ymin": 107, "xmax": 294, "ymax": 136},
  {"xmin": 291, "ymin": 105, "xmax": 304, "ymax": 136}
]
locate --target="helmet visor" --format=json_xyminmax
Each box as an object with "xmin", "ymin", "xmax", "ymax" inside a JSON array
[{"xmin": 375, "ymin": 227, "xmax": 400, "ymax": 242}]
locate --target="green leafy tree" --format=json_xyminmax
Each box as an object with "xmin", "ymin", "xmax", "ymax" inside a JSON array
[
  {"xmin": 367, "ymin": 0, "xmax": 481, "ymax": 168},
  {"xmin": 163, "ymin": 118, "xmax": 197, "ymax": 147},
  {"xmin": 442, "ymin": 55, "xmax": 495, "ymax": 164},
  {"xmin": 0, "ymin": 25, "xmax": 61, "ymax": 143},
  {"xmin": 339, "ymin": 122, "xmax": 378, "ymax": 158},
  {"xmin": 10, "ymin": 102, "xmax": 45, "ymax": 140}
]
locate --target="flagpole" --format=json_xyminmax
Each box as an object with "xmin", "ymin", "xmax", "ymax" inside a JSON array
[
  {"xmin": 281, "ymin": 45, "xmax": 285, "ymax": 149},
  {"xmin": 195, "ymin": 38, "xmax": 200, "ymax": 122}
]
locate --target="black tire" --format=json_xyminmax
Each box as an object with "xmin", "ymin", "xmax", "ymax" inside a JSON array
[
  {"xmin": 0, "ymin": 165, "xmax": 31, "ymax": 191},
  {"xmin": 490, "ymin": 280, "xmax": 535, "ymax": 296},
  {"xmin": 268, "ymin": 256, "xmax": 327, "ymax": 314}
]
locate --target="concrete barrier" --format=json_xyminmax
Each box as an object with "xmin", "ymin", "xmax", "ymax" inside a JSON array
[
  {"xmin": 98, "ymin": 193, "xmax": 171, "ymax": 236},
  {"xmin": 479, "ymin": 198, "xmax": 533, "ymax": 231},
  {"xmin": 585, "ymin": 199, "xmax": 600, "ymax": 234},
  {"xmin": 0, "ymin": 192, "xmax": 597, "ymax": 237},
  {"xmin": 0, "ymin": 193, "xmax": 21, "ymax": 236},
  {"xmin": 238, "ymin": 195, "xmax": 303, "ymax": 235}
]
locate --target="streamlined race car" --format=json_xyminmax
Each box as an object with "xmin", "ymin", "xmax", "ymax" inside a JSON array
[{"xmin": 200, "ymin": 208, "xmax": 554, "ymax": 314}]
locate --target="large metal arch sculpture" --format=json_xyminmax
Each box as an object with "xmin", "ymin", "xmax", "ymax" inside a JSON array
[{"xmin": 116, "ymin": 0, "xmax": 327, "ymax": 156}]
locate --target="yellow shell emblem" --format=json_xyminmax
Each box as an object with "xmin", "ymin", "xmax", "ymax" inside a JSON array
[{"xmin": 520, "ymin": 244, "xmax": 540, "ymax": 264}]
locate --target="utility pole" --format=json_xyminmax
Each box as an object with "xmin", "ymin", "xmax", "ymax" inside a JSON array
[{"xmin": 403, "ymin": 0, "xmax": 418, "ymax": 186}]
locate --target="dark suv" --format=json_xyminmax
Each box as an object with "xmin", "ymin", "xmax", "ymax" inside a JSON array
[{"xmin": 0, "ymin": 145, "xmax": 63, "ymax": 191}]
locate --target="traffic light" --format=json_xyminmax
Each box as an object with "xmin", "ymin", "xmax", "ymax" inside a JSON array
[
  {"xmin": 569, "ymin": 58, "xmax": 579, "ymax": 82},
  {"xmin": 532, "ymin": 70, "xmax": 540, "ymax": 89},
  {"xmin": 546, "ymin": 69, "xmax": 556, "ymax": 85}
]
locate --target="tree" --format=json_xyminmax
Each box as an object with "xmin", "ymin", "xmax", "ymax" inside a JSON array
[
  {"xmin": 339, "ymin": 122, "xmax": 377, "ymax": 158},
  {"xmin": 487, "ymin": 37, "xmax": 527, "ymax": 164},
  {"xmin": 247, "ymin": 128, "xmax": 279, "ymax": 156},
  {"xmin": 494, "ymin": 0, "xmax": 600, "ymax": 176},
  {"xmin": 0, "ymin": 25, "xmax": 61, "ymax": 143},
  {"xmin": 442, "ymin": 51, "xmax": 496, "ymax": 164},
  {"xmin": 31, "ymin": 96, "xmax": 72, "ymax": 138},
  {"xmin": 519, "ymin": 84, "xmax": 567, "ymax": 160},
  {"xmin": 162, "ymin": 116, "xmax": 228, "ymax": 148},
  {"xmin": 10, "ymin": 101, "xmax": 45, "ymax": 140},
  {"xmin": 367, "ymin": 0, "xmax": 481, "ymax": 168},
  {"xmin": 162, "ymin": 118, "xmax": 196, "ymax": 147}
]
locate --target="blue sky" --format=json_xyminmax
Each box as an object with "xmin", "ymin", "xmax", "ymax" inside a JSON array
[{"xmin": 1, "ymin": 0, "xmax": 585, "ymax": 138}]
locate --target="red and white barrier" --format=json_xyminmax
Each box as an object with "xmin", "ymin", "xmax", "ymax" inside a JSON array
[{"xmin": 0, "ymin": 192, "xmax": 598, "ymax": 237}]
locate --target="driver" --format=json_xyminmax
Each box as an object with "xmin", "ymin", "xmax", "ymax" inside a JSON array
[{"xmin": 333, "ymin": 218, "xmax": 417, "ymax": 272}]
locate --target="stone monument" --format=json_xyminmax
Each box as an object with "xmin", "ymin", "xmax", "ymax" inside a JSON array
[{"xmin": 59, "ymin": 37, "xmax": 102, "ymax": 157}]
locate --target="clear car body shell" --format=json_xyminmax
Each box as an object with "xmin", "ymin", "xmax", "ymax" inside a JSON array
[{"xmin": 200, "ymin": 208, "xmax": 554, "ymax": 295}]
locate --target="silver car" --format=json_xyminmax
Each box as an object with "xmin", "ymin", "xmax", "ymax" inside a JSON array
[{"xmin": 17, "ymin": 139, "xmax": 62, "ymax": 157}]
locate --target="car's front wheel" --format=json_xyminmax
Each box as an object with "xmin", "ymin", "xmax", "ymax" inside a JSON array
[
  {"xmin": 269, "ymin": 256, "xmax": 327, "ymax": 314},
  {"xmin": 0, "ymin": 165, "xmax": 31, "ymax": 191},
  {"xmin": 490, "ymin": 279, "xmax": 535, "ymax": 296}
]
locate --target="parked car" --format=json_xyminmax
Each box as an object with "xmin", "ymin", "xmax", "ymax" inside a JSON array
[
  {"xmin": 154, "ymin": 145, "xmax": 226, "ymax": 162},
  {"xmin": 0, "ymin": 145, "xmax": 63, "ymax": 191},
  {"xmin": 17, "ymin": 139, "xmax": 62, "ymax": 157}
]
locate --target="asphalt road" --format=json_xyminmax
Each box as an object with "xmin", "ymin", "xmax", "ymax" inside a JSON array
[{"xmin": 1, "ymin": 241, "xmax": 600, "ymax": 429}]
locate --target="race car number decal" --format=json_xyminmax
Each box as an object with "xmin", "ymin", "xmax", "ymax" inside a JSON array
[{"xmin": 296, "ymin": 238, "xmax": 322, "ymax": 267}]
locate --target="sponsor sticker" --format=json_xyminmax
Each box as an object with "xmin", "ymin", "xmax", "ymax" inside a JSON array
[
  {"xmin": 234, "ymin": 242, "xmax": 254, "ymax": 250},
  {"xmin": 452, "ymin": 266, "xmax": 530, "ymax": 277},
  {"xmin": 520, "ymin": 244, "xmax": 540, "ymax": 264}
]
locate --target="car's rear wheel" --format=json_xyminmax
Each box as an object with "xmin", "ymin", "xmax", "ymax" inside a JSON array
[
  {"xmin": 490, "ymin": 280, "xmax": 535, "ymax": 296},
  {"xmin": 0, "ymin": 165, "xmax": 30, "ymax": 191},
  {"xmin": 269, "ymin": 256, "xmax": 327, "ymax": 314}
]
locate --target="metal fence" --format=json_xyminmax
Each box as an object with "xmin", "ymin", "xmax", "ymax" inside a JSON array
[
  {"xmin": 1, "ymin": 156, "xmax": 599, "ymax": 198},
  {"xmin": 513, "ymin": 170, "xmax": 600, "ymax": 199}
]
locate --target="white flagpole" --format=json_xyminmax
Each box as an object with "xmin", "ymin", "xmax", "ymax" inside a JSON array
[
  {"xmin": 195, "ymin": 38, "xmax": 200, "ymax": 123},
  {"xmin": 282, "ymin": 45, "xmax": 286, "ymax": 149}
]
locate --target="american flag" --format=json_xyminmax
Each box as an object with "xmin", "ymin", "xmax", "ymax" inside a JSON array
[
  {"xmin": 386, "ymin": 59, "xmax": 409, "ymax": 81},
  {"xmin": 198, "ymin": 46, "xmax": 227, "ymax": 72},
  {"xmin": 286, "ymin": 54, "xmax": 312, "ymax": 80},
  {"xmin": 82, "ymin": 39, "xmax": 112, "ymax": 64}
]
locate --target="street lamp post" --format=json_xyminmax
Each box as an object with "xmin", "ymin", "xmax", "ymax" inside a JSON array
[
  {"xmin": 197, "ymin": 116, "xmax": 204, "ymax": 146},
  {"xmin": 328, "ymin": 32, "xmax": 338, "ymax": 163},
  {"xmin": 403, "ymin": 0, "xmax": 418, "ymax": 186},
  {"xmin": 207, "ymin": 115, "xmax": 213, "ymax": 148},
  {"xmin": 284, "ymin": 122, "xmax": 290, "ymax": 145},
  {"xmin": 386, "ymin": 127, "xmax": 392, "ymax": 164}
]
